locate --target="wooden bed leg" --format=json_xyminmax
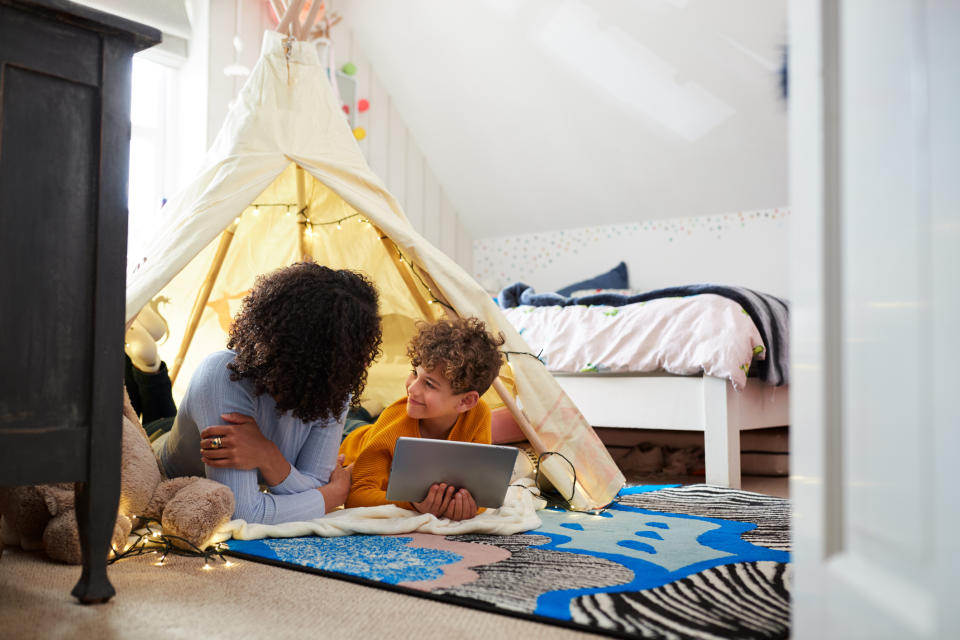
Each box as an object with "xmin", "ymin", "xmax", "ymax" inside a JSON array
[{"xmin": 702, "ymin": 376, "xmax": 742, "ymax": 489}]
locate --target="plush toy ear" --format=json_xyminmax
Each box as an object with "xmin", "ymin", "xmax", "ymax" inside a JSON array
[{"xmin": 37, "ymin": 484, "xmax": 75, "ymax": 517}]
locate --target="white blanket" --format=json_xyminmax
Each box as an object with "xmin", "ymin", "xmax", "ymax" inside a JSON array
[
  {"xmin": 210, "ymin": 480, "xmax": 545, "ymax": 543},
  {"xmin": 502, "ymin": 294, "xmax": 766, "ymax": 389}
]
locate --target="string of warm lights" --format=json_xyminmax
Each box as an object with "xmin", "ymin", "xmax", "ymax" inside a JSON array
[
  {"xmin": 298, "ymin": 209, "xmax": 367, "ymax": 236},
  {"xmin": 502, "ymin": 349, "xmax": 546, "ymax": 365},
  {"xmin": 232, "ymin": 201, "xmax": 448, "ymax": 312},
  {"xmin": 383, "ymin": 236, "xmax": 455, "ymax": 312},
  {"xmin": 509, "ymin": 450, "xmax": 607, "ymax": 515},
  {"xmin": 108, "ymin": 518, "xmax": 236, "ymax": 570}
]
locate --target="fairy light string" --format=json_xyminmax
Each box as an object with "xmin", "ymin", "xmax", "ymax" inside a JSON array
[
  {"xmin": 108, "ymin": 518, "xmax": 235, "ymax": 569},
  {"xmin": 502, "ymin": 349, "xmax": 545, "ymax": 366},
  {"xmin": 236, "ymin": 201, "xmax": 448, "ymax": 311},
  {"xmin": 378, "ymin": 234, "xmax": 455, "ymax": 312}
]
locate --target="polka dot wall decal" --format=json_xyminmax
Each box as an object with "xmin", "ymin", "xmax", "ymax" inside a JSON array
[{"xmin": 471, "ymin": 208, "xmax": 789, "ymax": 288}]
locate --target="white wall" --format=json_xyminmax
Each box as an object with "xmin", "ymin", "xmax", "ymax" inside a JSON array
[
  {"xmin": 328, "ymin": 27, "xmax": 474, "ymax": 271},
  {"xmin": 336, "ymin": 0, "xmax": 788, "ymax": 239},
  {"xmin": 475, "ymin": 207, "xmax": 790, "ymax": 298}
]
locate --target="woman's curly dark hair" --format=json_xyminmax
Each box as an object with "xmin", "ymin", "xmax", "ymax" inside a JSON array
[
  {"xmin": 227, "ymin": 262, "xmax": 382, "ymax": 423},
  {"xmin": 407, "ymin": 317, "xmax": 505, "ymax": 395}
]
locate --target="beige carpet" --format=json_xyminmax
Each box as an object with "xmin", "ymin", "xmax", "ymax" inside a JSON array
[{"xmin": 0, "ymin": 548, "xmax": 596, "ymax": 640}]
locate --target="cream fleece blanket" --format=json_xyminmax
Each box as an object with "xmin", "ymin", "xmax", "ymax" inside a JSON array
[{"xmin": 210, "ymin": 480, "xmax": 545, "ymax": 544}]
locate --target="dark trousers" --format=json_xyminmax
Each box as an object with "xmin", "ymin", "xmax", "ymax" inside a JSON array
[{"xmin": 124, "ymin": 356, "xmax": 177, "ymax": 437}]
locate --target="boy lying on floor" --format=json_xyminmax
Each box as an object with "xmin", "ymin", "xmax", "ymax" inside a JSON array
[{"xmin": 339, "ymin": 317, "xmax": 505, "ymax": 521}]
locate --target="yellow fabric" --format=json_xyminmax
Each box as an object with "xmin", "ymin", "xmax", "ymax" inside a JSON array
[
  {"xmin": 339, "ymin": 397, "xmax": 491, "ymax": 510},
  {"xmin": 125, "ymin": 31, "xmax": 624, "ymax": 509}
]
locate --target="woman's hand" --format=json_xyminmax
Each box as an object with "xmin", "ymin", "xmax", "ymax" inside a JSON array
[
  {"xmin": 200, "ymin": 413, "xmax": 290, "ymax": 485},
  {"xmin": 412, "ymin": 483, "xmax": 457, "ymax": 518},
  {"xmin": 441, "ymin": 488, "xmax": 478, "ymax": 521},
  {"xmin": 318, "ymin": 454, "xmax": 352, "ymax": 513}
]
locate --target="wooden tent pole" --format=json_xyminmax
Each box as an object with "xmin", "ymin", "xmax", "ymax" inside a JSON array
[
  {"xmin": 275, "ymin": 0, "xmax": 305, "ymax": 37},
  {"xmin": 296, "ymin": 165, "xmax": 308, "ymax": 261},
  {"xmin": 492, "ymin": 377, "xmax": 547, "ymax": 453},
  {"xmin": 169, "ymin": 225, "xmax": 237, "ymax": 385}
]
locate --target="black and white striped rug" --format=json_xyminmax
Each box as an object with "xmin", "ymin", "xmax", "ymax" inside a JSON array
[{"xmin": 228, "ymin": 484, "xmax": 791, "ymax": 639}]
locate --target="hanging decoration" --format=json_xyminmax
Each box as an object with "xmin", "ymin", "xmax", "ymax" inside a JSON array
[{"xmin": 265, "ymin": 2, "xmax": 373, "ymax": 139}]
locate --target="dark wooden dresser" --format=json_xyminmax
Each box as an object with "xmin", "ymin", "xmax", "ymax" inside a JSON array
[{"xmin": 0, "ymin": 0, "xmax": 159, "ymax": 602}]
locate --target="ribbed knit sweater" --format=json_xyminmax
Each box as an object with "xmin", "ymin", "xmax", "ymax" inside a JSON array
[{"xmin": 339, "ymin": 396, "xmax": 491, "ymax": 510}]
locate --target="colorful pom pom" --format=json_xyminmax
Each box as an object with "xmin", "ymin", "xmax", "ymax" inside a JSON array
[
  {"xmin": 353, "ymin": 127, "xmax": 366, "ymax": 140},
  {"xmin": 357, "ymin": 99, "xmax": 370, "ymax": 112},
  {"xmin": 341, "ymin": 62, "xmax": 356, "ymax": 75},
  {"xmin": 342, "ymin": 104, "xmax": 349, "ymax": 114}
]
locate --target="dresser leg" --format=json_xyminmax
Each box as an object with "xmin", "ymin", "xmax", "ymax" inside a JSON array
[{"xmin": 70, "ymin": 480, "xmax": 117, "ymax": 603}]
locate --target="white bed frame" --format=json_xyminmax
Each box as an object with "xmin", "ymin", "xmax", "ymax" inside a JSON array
[{"xmin": 553, "ymin": 373, "xmax": 789, "ymax": 489}]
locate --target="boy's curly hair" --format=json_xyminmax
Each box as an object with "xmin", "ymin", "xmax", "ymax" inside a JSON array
[
  {"xmin": 227, "ymin": 262, "xmax": 382, "ymax": 423},
  {"xmin": 407, "ymin": 317, "xmax": 505, "ymax": 395}
]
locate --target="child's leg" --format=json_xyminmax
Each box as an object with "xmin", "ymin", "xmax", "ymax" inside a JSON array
[
  {"xmin": 124, "ymin": 355, "xmax": 143, "ymax": 419},
  {"xmin": 342, "ymin": 406, "xmax": 375, "ymax": 442},
  {"xmin": 130, "ymin": 360, "xmax": 178, "ymax": 426},
  {"xmin": 144, "ymin": 416, "xmax": 175, "ymax": 440}
]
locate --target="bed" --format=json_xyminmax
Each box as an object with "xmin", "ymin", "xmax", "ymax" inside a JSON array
[{"xmin": 497, "ymin": 276, "xmax": 790, "ymax": 489}]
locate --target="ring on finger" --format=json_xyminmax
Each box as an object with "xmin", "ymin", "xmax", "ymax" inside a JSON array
[{"xmin": 210, "ymin": 436, "xmax": 223, "ymax": 450}]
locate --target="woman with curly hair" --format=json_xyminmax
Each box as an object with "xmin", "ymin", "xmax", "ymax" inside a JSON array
[{"xmin": 150, "ymin": 262, "xmax": 382, "ymax": 524}]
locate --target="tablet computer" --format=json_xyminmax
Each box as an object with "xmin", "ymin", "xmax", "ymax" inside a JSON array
[{"xmin": 385, "ymin": 437, "xmax": 519, "ymax": 508}]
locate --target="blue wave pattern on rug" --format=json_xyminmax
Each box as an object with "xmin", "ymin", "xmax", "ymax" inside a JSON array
[
  {"xmin": 226, "ymin": 485, "xmax": 791, "ymax": 639},
  {"xmin": 229, "ymin": 535, "xmax": 461, "ymax": 584},
  {"xmin": 531, "ymin": 500, "xmax": 789, "ymax": 620}
]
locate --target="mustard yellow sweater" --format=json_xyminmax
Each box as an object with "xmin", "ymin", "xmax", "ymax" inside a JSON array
[{"xmin": 339, "ymin": 397, "xmax": 491, "ymax": 510}]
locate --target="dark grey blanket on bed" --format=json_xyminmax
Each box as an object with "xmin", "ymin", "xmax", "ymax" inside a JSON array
[{"xmin": 498, "ymin": 282, "xmax": 790, "ymax": 386}]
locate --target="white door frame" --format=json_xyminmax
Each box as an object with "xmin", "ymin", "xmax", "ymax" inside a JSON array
[{"xmin": 789, "ymin": 1, "xmax": 960, "ymax": 638}]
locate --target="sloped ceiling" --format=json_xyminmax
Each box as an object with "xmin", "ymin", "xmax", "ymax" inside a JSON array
[{"xmin": 338, "ymin": 0, "xmax": 788, "ymax": 239}]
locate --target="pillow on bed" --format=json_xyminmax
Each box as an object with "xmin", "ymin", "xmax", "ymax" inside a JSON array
[{"xmin": 555, "ymin": 262, "xmax": 628, "ymax": 297}]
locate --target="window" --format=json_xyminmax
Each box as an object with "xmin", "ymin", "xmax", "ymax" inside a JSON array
[{"xmin": 128, "ymin": 55, "xmax": 173, "ymax": 257}]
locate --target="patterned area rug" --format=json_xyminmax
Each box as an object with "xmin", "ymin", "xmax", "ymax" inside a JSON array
[{"xmin": 226, "ymin": 485, "xmax": 791, "ymax": 639}]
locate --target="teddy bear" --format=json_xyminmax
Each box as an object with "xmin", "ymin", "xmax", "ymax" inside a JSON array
[{"xmin": 0, "ymin": 388, "xmax": 235, "ymax": 564}]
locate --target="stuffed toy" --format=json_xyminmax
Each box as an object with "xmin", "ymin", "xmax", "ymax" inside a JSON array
[{"xmin": 0, "ymin": 389, "xmax": 234, "ymax": 564}]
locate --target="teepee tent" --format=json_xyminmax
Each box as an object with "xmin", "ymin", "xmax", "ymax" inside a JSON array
[{"xmin": 125, "ymin": 28, "xmax": 623, "ymax": 510}]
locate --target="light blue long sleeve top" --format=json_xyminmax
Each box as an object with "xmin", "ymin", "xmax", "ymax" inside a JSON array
[{"xmin": 157, "ymin": 350, "xmax": 345, "ymax": 524}]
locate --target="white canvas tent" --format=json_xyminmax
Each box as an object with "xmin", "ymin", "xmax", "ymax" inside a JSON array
[{"xmin": 125, "ymin": 29, "xmax": 624, "ymax": 510}]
